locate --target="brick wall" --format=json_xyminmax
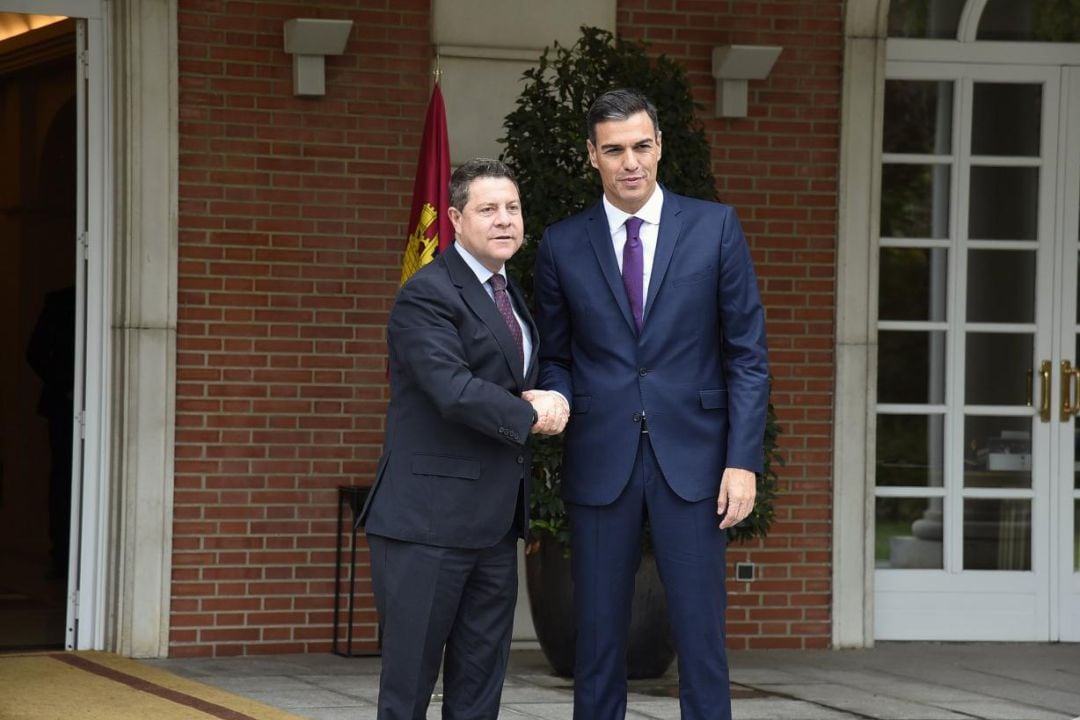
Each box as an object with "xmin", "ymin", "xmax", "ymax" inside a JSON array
[
  {"xmin": 173, "ymin": 0, "xmax": 842, "ymax": 656},
  {"xmin": 618, "ymin": 0, "xmax": 842, "ymax": 649},
  {"xmin": 173, "ymin": 0, "xmax": 428, "ymax": 656}
]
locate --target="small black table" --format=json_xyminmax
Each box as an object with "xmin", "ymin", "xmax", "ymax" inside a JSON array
[{"xmin": 332, "ymin": 485, "xmax": 381, "ymax": 657}]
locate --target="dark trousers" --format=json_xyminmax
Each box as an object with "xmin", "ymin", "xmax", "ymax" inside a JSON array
[
  {"xmin": 568, "ymin": 435, "xmax": 731, "ymax": 720},
  {"xmin": 368, "ymin": 529, "xmax": 518, "ymax": 720}
]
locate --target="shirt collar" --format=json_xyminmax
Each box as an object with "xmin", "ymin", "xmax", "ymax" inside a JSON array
[
  {"xmin": 453, "ymin": 242, "xmax": 505, "ymax": 285},
  {"xmin": 602, "ymin": 184, "xmax": 664, "ymax": 234}
]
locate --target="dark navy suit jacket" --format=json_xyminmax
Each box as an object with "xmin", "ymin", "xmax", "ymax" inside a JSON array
[
  {"xmin": 533, "ymin": 189, "xmax": 769, "ymax": 505},
  {"xmin": 361, "ymin": 245, "xmax": 539, "ymax": 548}
]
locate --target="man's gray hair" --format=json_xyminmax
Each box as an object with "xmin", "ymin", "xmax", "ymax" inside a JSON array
[
  {"xmin": 449, "ymin": 158, "xmax": 519, "ymax": 211},
  {"xmin": 586, "ymin": 88, "xmax": 660, "ymax": 145}
]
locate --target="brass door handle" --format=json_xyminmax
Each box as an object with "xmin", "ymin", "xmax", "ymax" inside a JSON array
[
  {"xmin": 1040, "ymin": 360, "xmax": 1052, "ymax": 422},
  {"xmin": 1062, "ymin": 360, "xmax": 1080, "ymax": 421}
]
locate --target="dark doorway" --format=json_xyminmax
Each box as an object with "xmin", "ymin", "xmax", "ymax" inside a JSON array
[{"xmin": 0, "ymin": 16, "xmax": 77, "ymax": 651}]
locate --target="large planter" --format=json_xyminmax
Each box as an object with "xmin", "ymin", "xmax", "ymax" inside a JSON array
[{"xmin": 524, "ymin": 532, "xmax": 675, "ymax": 679}]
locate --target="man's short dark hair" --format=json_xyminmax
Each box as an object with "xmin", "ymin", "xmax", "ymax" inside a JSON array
[
  {"xmin": 586, "ymin": 88, "xmax": 660, "ymax": 145},
  {"xmin": 449, "ymin": 158, "xmax": 518, "ymax": 211}
]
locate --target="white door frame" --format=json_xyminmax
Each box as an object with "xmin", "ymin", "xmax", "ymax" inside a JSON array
[
  {"xmin": 0, "ymin": 0, "xmax": 179, "ymax": 657},
  {"xmin": 834, "ymin": 0, "xmax": 1080, "ymax": 646},
  {"xmin": 1054, "ymin": 67, "xmax": 1080, "ymax": 642},
  {"xmin": 874, "ymin": 62, "xmax": 1062, "ymax": 641},
  {"xmin": 0, "ymin": 0, "xmax": 110, "ymax": 651}
]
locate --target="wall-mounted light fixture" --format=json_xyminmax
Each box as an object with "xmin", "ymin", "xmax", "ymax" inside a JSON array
[
  {"xmin": 0, "ymin": 13, "xmax": 67, "ymax": 42},
  {"xmin": 711, "ymin": 45, "xmax": 782, "ymax": 118},
  {"xmin": 283, "ymin": 18, "xmax": 353, "ymax": 97}
]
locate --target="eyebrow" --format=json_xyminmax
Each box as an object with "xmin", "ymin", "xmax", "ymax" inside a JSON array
[{"xmin": 599, "ymin": 138, "xmax": 655, "ymax": 151}]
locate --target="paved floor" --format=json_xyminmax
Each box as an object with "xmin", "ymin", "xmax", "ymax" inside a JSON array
[{"xmin": 150, "ymin": 642, "xmax": 1080, "ymax": 720}]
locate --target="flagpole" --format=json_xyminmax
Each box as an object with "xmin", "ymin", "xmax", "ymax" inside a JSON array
[{"xmin": 433, "ymin": 54, "xmax": 442, "ymax": 85}]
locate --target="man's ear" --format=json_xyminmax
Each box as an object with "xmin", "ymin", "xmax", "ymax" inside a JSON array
[
  {"xmin": 586, "ymin": 140, "xmax": 599, "ymax": 169},
  {"xmin": 448, "ymin": 205, "xmax": 463, "ymax": 234}
]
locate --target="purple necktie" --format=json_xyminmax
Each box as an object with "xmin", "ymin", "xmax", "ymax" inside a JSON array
[
  {"xmin": 489, "ymin": 274, "xmax": 524, "ymax": 365},
  {"xmin": 622, "ymin": 216, "xmax": 644, "ymax": 331}
]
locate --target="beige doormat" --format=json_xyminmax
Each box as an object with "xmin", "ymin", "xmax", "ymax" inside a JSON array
[{"xmin": 0, "ymin": 651, "xmax": 308, "ymax": 720}]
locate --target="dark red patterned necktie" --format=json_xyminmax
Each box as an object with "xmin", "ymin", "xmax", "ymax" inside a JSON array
[{"xmin": 489, "ymin": 274, "xmax": 524, "ymax": 366}]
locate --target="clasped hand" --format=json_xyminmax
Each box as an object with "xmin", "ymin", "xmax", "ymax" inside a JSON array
[{"xmin": 522, "ymin": 389, "xmax": 569, "ymax": 435}]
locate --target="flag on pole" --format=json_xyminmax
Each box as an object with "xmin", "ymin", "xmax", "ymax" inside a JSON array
[{"xmin": 399, "ymin": 83, "xmax": 452, "ymax": 285}]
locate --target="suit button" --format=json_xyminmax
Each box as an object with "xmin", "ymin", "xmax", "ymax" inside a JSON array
[
  {"xmin": 516, "ymin": 456, "xmax": 524, "ymax": 464},
  {"xmin": 639, "ymin": 367, "xmax": 648, "ymax": 377},
  {"xmin": 632, "ymin": 412, "xmax": 642, "ymax": 423}
]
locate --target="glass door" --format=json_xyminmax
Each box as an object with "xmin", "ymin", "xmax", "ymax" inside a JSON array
[{"xmin": 874, "ymin": 63, "xmax": 1069, "ymax": 640}]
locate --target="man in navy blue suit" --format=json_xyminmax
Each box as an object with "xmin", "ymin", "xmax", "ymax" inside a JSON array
[
  {"xmin": 533, "ymin": 89, "xmax": 769, "ymax": 720},
  {"xmin": 362, "ymin": 158, "xmax": 567, "ymax": 719}
]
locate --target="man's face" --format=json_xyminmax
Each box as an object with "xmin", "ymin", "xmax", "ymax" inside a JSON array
[
  {"xmin": 448, "ymin": 176, "xmax": 524, "ymax": 272},
  {"xmin": 587, "ymin": 111, "xmax": 662, "ymax": 214}
]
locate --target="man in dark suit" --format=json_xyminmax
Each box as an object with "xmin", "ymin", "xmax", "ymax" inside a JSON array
[
  {"xmin": 533, "ymin": 89, "xmax": 769, "ymax": 720},
  {"xmin": 361, "ymin": 158, "xmax": 567, "ymax": 719}
]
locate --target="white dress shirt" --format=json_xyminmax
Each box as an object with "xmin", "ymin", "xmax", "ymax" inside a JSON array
[
  {"xmin": 602, "ymin": 184, "xmax": 664, "ymax": 303},
  {"xmin": 453, "ymin": 242, "xmax": 533, "ymax": 375}
]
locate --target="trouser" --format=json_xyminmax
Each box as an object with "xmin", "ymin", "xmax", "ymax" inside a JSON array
[
  {"xmin": 568, "ymin": 434, "xmax": 731, "ymax": 720},
  {"xmin": 368, "ymin": 529, "xmax": 518, "ymax": 720}
]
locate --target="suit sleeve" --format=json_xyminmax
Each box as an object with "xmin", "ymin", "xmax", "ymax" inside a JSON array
[
  {"xmin": 533, "ymin": 228, "xmax": 574, "ymax": 404},
  {"xmin": 389, "ymin": 275, "xmax": 536, "ymax": 446},
  {"xmin": 718, "ymin": 208, "xmax": 770, "ymax": 473}
]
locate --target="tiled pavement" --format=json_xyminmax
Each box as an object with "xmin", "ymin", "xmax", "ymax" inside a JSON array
[{"xmin": 149, "ymin": 642, "xmax": 1080, "ymax": 719}]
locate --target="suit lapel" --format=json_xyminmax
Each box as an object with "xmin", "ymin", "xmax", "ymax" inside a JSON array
[
  {"xmin": 443, "ymin": 247, "xmax": 526, "ymax": 388},
  {"xmin": 644, "ymin": 190, "xmax": 682, "ymax": 325},
  {"xmin": 585, "ymin": 204, "xmax": 637, "ymax": 334}
]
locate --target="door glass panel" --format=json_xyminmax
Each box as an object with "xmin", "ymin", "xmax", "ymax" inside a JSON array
[
  {"xmin": 963, "ymin": 499, "xmax": 1031, "ymax": 570},
  {"xmin": 964, "ymin": 416, "xmax": 1032, "ymax": 488},
  {"xmin": 884, "ymin": 80, "xmax": 954, "ymax": 154},
  {"xmin": 967, "ymin": 250, "xmax": 1036, "ymax": 323},
  {"xmin": 971, "ymin": 83, "xmax": 1041, "ymax": 157},
  {"xmin": 1074, "ymin": 500, "xmax": 1079, "ymax": 571},
  {"xmin": 977, "ymin": 0, "xmax": 1080, "ymax": 43},
  {"xmin": 1076, "ymin": 335, "xmax": 1080, "ymax": 492},
  {"xmin": 1075, "ymin": 253, "xmax": 1080, "ymax": 323},
  {"xmin": 964, "ymin": 333, "xmax": 1032, "ymax": 405},
  {"xmin": 876, "ymin": 497, "xmax": 944, "ymax": 569},
  {"xmin": 887, "ymin": 0, "xmax": 964, "ymax": 39},
  {"xmin": 882, "ymin": 164, "xmax": 951, "ymax": 239},
  {"xmin": 879, "ymin": 248, "xmax": 948, "ymax": 322},
  {"xmin": 877, "ymin": 414, "xmax": 945, "ymax": 487},
  {"xmin": 969, "ymin": 167, "xmax": 1039, "ymax": 240},
  {"xmin": 879, "ymin": 330, "xmax": 947, "ymax": 404}
]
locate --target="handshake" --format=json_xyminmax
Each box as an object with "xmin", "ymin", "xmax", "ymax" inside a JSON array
[{"xmin": 523, "ymin": 389, "xmax": 569, "ymax": 436}]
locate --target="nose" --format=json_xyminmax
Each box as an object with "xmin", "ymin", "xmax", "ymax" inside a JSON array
[
  {"xmin": 494, "ymin": 206, "xmax": 512, "ymax": 225},
  {"xmin": 620, "ymin": 149, "xmax": 639, "ymax": 170}
]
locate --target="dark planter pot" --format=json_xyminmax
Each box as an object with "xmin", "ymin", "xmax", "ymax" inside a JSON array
[{"xmin": 524, "ymin": 532, "xmax": 675, "ymax": 679}]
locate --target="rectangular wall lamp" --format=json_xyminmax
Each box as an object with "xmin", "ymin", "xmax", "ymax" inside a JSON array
[{"xmin": 711, "ymin": 44, "xmax": 782, "ymax": 118}]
